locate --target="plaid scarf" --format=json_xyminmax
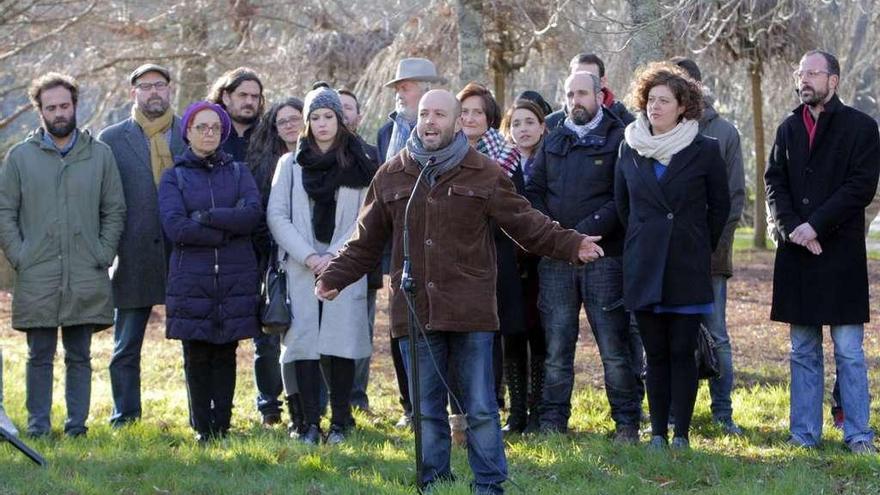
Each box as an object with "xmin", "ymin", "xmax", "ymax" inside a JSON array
[{"xmin": 476, "ymin": 128, "xmax": 520, "ymax": 177}]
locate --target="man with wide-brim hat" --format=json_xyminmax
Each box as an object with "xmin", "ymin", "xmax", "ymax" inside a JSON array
[{"xmin": 375, "ymin": 57, "xmax": 445, "ymax": 431}]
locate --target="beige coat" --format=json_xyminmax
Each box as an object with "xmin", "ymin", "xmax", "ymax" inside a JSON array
[{"xmin": 266, "ymin": 153, "xmax": 370, "ymax": 362}]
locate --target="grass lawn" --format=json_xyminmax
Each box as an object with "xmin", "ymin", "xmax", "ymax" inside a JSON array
[{"xmin": 1, "ymin": 235, "xmax": 879, "ymax": 494}]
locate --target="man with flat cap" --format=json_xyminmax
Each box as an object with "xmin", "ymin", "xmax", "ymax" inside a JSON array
[
  {"xmin": 376, "ymin": 57, "xmax": 446, "ymax": 428},
  {"xmin": 98, "ymin": 63, "xmax": 186, "ymax": 427}
]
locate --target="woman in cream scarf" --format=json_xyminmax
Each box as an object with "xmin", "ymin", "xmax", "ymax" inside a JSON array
[{"xmin": 615, "ymin": 62, "xmax": 731, "ymax": 451}]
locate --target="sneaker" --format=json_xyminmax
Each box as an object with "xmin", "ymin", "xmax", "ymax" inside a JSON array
[
  {"xmin": 395, "ymin": 412, "xmax": 412, "ymax": 429},
  {"xmin": 832, "ymin": 407, "xmax": 845, "ymax": 430},
  {"xmin": 261, "ymin": 412, "xmax": 282, "ymax": 427},
  {"xmin": 848, "ymin": 440, "xmax": 877, "ymax": 455},
  {"xmin": 648, "ymin": 435, "xmax": 668, "ymax": 450},
  {"xmin": 671, "ymin": 436, "xmax": 690, "ymax": 450},
  {"xmin": 716, "ymin": 418, "xmax": 744, "ymax": 436},
  {"xmin": 613, "ymin": 424, "xmax": 640, "ymax": 445},
  {"xmin": 786, "ymin": 436, "xmax": 817, "ymax": 449},
  {"xmin": 298, "ymin": 424, "xmax": 322, "ymax": 446},
  {"xmin": 0, "ymin": 408, "xmax": 18, "ymax": 436},
  {"xmin": 325, "ymin": 424, "xmax": 346, "ymax": 445}
]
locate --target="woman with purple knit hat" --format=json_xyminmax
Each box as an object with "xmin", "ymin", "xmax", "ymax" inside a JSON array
[{"xmin": 158, "ymin": 101, "xmax": 263, "ymax": 444}]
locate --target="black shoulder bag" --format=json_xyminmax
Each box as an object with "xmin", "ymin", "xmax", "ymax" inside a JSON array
[
  {"xmin": 696, "ymin": 322, "xmax": 721, "ymax": 380},
  {"xmin": 260, "ymin": 164, "xmax": 294, "ymax": 335}
]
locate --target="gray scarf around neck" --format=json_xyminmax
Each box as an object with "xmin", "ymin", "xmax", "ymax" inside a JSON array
[{"xmin": 405, "ymin": 130, "xmax": 470, "ymax": 186}]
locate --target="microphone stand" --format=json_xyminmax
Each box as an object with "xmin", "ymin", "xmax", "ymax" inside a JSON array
[
  {"xmin": 401, "ymin": 157, "xmax": 433, "ymax": 492},
  {"xmin": 0, "ymin": 426, "xmax": 47, "ymax": 466}
]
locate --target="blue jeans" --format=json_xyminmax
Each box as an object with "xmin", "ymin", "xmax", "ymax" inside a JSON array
[
  {"xmin": 399, "ymin": 332, "xmax": 507, "ymax": 494},
  {"xmin": 789, "ymin": 324, "xmax": 874, "ymax": 446},
  {"xmin": 701, "ymin": 276, "xmax": 735, "ymax": 421},
  {"xmin": 351, "ymin": 288, "xmax": 377, "ymax": 409},
  {"xmin": 253, "ymin": 333, "xmax": 283, "ymax": 416},
  {"xmin": 109, "ymin": 307, "xmax": 151, "ymax": 425},
  {"xmin": 26, "ymin": 326, "xmax": 93, "ymax": 436},
  {"xmin": 538, "ymin": 257, "xmax": 642, "ymax": 429}
]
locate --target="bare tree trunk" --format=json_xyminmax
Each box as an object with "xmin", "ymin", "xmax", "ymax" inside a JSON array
[
  {"xmin": 177, "ymin": 10, "xmax": 209, "ymax": 108},
  {"xmin": 750, "ymin": 57, "xmax": 768, "ymax": 249},
  {"xmin": 493, "ymin": 67, "xmax": 507, "ymax": 110},
  {"xmin": 627, "ymin": 0, "xmax": 666, "ymax": 70},
  {"xmin": 456, "ymin": 0, "xmax": 487, "ymax": 87}
]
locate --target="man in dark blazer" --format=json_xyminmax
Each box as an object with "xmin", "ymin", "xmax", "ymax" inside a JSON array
[
  {"xmin": 98, "ymin": 64, "xmax": 186, "ymax": 427},
  {"xmin": 526, "ymin": 71, "xmax": 643, "ymax": 441},
  {"xmin": 765, "ymin": 50, "xmax": 880, "ymax": 454}
]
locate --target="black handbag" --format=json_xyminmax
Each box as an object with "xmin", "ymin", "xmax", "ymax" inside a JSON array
[
  {"xmin": 696, "ymin": 322, "xmax": 721, "ymax": 380},
  {"xmin": 260, "ymin": 165, "xmax": 294, "ymax": 335},
  {"xmin": 260, "ymin": 246, "xmax": 291, "ymax": 335}
]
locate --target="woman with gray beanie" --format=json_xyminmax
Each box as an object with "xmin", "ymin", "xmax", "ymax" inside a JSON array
[{"xmin": 267, "ymin": 87, "xmax": 377, "ymax": 445}]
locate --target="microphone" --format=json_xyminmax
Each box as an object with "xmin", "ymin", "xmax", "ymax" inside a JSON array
[{"xmin": 401, "ymin": 156, "xmax": 434, "ymax": 293}]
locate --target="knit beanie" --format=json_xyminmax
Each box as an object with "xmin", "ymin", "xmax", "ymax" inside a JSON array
[
  {"xmin": 180, "ymin": 101, "xmax": 232, "ymax": 145},
  {"xmin": 303, "ymin": 87, "xmax": 343, "ymax": 121}
]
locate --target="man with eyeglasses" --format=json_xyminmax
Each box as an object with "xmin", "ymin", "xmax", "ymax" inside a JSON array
[
  {"xmin": 765, "ymin": 50, "xmax": 880, "ymax": 454},
  {"xmin": 98, "ymin": 63, "xmax": 186, "ymax": 427}
]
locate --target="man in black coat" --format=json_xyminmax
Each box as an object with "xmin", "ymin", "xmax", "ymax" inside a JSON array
[
  {"xmin": 545, "ymin": 53, "xmax": 634, "ymax": 130},
  {"xmin": 525, "ymin": 71, "xmax": 643, "ymax": 441},
  {"xmin": 765, "ymin": 50, "xmax": 880, "ymax": 454},
  {"xmin": 98, "ymin": 64, "xmax": 186, "ymax": 427}
]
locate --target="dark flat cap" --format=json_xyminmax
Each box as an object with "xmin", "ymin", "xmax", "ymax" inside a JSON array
[{"xmin": 129, "ymin": 64, "xmax": 171, "ymax": 85}]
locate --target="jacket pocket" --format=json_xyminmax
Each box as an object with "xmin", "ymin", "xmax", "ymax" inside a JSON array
[{"xmin": 75, "ymin": 233, "xmax": 107, "ymax": 269}]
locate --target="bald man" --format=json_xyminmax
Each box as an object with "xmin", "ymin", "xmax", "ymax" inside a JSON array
[{"xmin": 317, "ymin": 89, "xmax": 603, "ymax": 493}]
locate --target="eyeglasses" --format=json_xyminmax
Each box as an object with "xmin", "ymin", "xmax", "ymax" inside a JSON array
[
  {"xmin": 275, "ymin": 117, "xmax": 301, "ymax": 128},
  {"xmin": 190, "ymin": 124, "xmax": 222, "ymax": 136},
  {"xmin": 792, "ymin": 69, "xmax": 830, "ymax": 80},
  {"xmin": 134, "ymin": 81, "xmax": 169, "ymax": 92}
]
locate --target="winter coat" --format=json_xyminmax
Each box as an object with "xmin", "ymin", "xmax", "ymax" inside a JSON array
[
  {"xmin": 376, "ymin": 115, "xmax": 394, "ymax": 166},
  {"xmin": 526, "ymin": 107, "xmax": 626, "ymax": 257},
  {"xmin": 765, "ymin": 95, "xmax": 880, "ymax": 325},
  {"xmin": 158, "ymin": 150, "xmax": 263, "ymax": 344},
  {"xmin": 615, "ymin": 134, "xmax": 730, "ymax": 311},
  {"xmin": 318, "ymin": 147, "xmax": 586, "ymax": 338},
  {"xmin": 266, "ymin": 154, "xmax": 371, "ymax": 361},
  {"xmin": 699, "ymin": 101, "xmax": 745, "ymax": 278},
  {"xmin": 98, "ymin": 117, "xmax": 186, "ymax": 309},
  {"xmin": 0, "ymin": 129, "xmax": 126, "ymax": 330}
]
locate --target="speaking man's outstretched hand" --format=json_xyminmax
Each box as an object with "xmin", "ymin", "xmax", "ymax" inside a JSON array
[{"xmin": 578, "ymin": 235, "xmax": 604, "ymax": 263}]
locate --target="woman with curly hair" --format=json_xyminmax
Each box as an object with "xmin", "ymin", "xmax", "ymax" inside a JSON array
[{"xmin": 615, "ymin": 62, "xmax": 730, "ymax": 449}]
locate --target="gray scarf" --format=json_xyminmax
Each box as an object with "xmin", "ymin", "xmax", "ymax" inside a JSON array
[
  {"xmin": 386, "ymin": 112, "xmax": 415, "ymax": 162},
  {"xmin": 405, "ymin": 130, "xmax": 470, "ymax": 186}
]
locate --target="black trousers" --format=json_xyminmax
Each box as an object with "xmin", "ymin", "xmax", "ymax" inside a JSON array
[
  {"xmin": 182, "ymin": 340, "xmax": 238, "ymax": 436},
  {"xmin": 634, "ymin": 311, "xmax": 700, "ymax": 439},
  {"xmin": 391, "ymin": 336, "xmax": 412, "ymax": 414},
  {"xmin": 296, "ymin": 356, "xmax": 355, "ymax": 428}
]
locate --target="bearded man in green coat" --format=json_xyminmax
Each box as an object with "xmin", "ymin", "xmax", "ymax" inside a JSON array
[{"xmin": 0, "ymin": 73, "xmax": 126, "ymax": 437}]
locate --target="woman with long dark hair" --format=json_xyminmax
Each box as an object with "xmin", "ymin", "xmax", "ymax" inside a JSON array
[
  {"xmin": 615, "ymin": 63, "xmax": 730, "ymax": 449},
  {"xmin": 266, "ymin": 87, "xmax": 376, "ymax": 445}
]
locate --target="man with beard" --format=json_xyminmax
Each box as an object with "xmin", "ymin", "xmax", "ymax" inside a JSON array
[
  {"xmin": 0, "ymin": 73, "xmax": 126, "ymax": 437},
  {"xmin": 546, "ymin": 53, "xmax": 634, "ymax": 129},
  {"xmin": 525, "ymin": 71, "xmax": 642, "ymax": 440},
  {"xmin": 316, "ymin": 89, "xmax": 603, "ymax": 494},
  {"xmin": 98, "ymin": 64, "xmax": 186, "ymax": 427},
  {"xmin": 376, "ymin": 58, "xmax": 445, "ymax": 428},
  {"xmin": 765, "ymin": 50, "xmax": 880, "ymax": 454},
  {"xmin": 208, "ymin": 67, "xmax": 265, "ymax": 162},
  {"xmin": 208, "ymin": 67, "xmax": 283, "ymax": 427}
]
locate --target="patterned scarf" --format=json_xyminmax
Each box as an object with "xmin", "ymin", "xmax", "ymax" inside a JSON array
[
  {"xmin": 564, "ymin": 108, "xmax": 604, "ymax": 139},
  {"xmin": 132, "ymin": 105, "xmax": 174, "ymax": 184},
  {"xmin": 476, "ymin": 128, "xmax": 520, "ymax": 177},
  {"xmin": 386, "ymin": 112, "xmax": 415, "ymax": 162}
]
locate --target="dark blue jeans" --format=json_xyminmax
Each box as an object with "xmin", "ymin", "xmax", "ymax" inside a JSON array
[
  {"xmin": 109, "ymin": 307, "xmax": 152, "ymax": 426},
  {"xmin": 253, "ymin": 333, "xmax": 283, "ymax": 416},
  {"xmin": 701, "ymin": 276, "xmax": 735, "ymax": 421},
  {"xmin": 538, "ymin": 256, "xmax": 643, "ymax": 430},
  {"xmin": 26, "ymin": 326, "xmax": 93, "ymax": 436},
  {"xmin": 399, "ymin": 332, "xmax": 507, "ymax": 494}
]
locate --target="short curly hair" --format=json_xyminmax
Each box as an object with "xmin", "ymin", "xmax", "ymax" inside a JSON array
[
  {"xmin": 625, "ymin": 62, "xmax": 703, "ymax": 121},
  {"xmin": 28, "ymin": 72, "xmax": 79, "ymax": 110}
]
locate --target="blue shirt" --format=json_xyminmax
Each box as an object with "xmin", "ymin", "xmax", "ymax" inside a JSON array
[{"xmin": 42, "ymin": 128, "xmax": 78, "ymax": 156}]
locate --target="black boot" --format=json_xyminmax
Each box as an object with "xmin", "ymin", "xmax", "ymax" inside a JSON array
[
  {"xmin": 502, "ymin": 356, "xmax": 528, "ymax": 434},
  {"xmin": 524, "ymin": 353, "xmax": 545, "ymax": 434},
  {"xmin": 286, "ymin": 394, "xmax": 304, "ymax": 438}
]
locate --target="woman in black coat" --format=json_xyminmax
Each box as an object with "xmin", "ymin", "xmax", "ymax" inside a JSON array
[{"xmin": 614, "ymin": 63, "xmax": 730, "ymax": 449}]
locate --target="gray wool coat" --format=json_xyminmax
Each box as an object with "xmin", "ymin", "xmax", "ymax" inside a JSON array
[
  {"xmin": 266, "ymin": 153, "xmax": 371, "ymax": 362},
  {"xmin": 98, "ymin": 116, "xmax": 186, "ymax": 309}
]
